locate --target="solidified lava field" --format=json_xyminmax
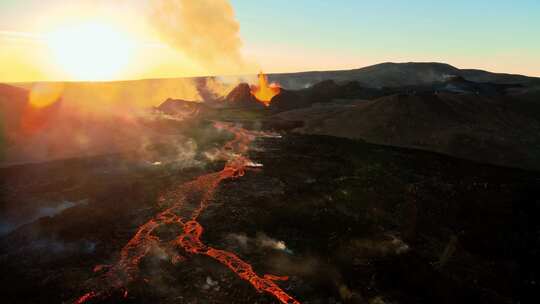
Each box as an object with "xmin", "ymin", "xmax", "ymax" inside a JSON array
[{"xmin": 1, "ymin": 120, "xmax": 538, "ymax": 304}]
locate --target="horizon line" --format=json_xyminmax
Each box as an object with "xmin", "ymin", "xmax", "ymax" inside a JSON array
[{"xmin": 5, "ymin": 61, "xmax": 539, "ymax": 84}]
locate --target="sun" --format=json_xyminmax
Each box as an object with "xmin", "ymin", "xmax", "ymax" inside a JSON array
[{"xmin": 45, "ymin": 22, "xmax": 136, "ymax": 81}]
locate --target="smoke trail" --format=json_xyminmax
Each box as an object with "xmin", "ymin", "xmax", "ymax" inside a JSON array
[{"xmin": 148, "ymin": 0, "xmax": 244, "ymax": 73}]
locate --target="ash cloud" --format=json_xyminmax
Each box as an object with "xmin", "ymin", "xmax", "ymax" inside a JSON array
[
  {"xmin": 2, "ymin": 0, "xmax": 257, "ymax": 165},
  {"xmin": 147, "ymin": 0, "xmax": 245, "ymax": 73}
]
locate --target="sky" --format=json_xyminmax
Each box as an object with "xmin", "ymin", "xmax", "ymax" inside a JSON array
[{"xmin": 0, "ymin": 0, "xmax": 539, "ymax": 82}]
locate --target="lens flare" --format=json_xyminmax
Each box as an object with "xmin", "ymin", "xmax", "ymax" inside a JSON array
[{"xmin": 29, "ymin": 83, "xmax": 64, "ymax": 108}]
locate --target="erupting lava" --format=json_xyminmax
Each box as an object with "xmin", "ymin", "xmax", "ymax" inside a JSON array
[
  {"xmin": 250, "ymin": 72, "xmax": 281, "ymax": 106},
  {"xmin": 76, "ymin": 122, "xmax": 299, "ymax": 304}
]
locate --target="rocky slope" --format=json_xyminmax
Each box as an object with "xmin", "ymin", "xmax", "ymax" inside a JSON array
[{"xmin": 271, "ymin": 92, "xmax": 540, "ymax": 170}]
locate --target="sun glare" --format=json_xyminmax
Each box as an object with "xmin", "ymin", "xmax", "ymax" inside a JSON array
[{"xmin": 45, "ymin": 22, "xmax": 136, "ymax": 81}]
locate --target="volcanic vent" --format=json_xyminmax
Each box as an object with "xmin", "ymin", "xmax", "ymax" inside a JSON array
[
  {"xmin": 251, "ymin": 72, "xmax": 281, "ymax": 106},
  {"xmin": 224, "ymin": 72, "xmax": 281, "ymax": 108}
]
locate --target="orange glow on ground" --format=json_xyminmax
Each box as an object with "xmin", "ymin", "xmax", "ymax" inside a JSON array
[{"xmin": 75, "ymin": 122, "xmax": 299, "ymax": 304}]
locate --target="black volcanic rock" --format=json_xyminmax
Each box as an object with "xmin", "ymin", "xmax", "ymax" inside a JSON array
[
  {"xmin": 268, "ymin": 89, "xmax": 308, "ymax": 112},
  {"xmin": 224, "ymin": 83, "xmax": 265, "ymax": 109},
  {"xmin": 339, "ymin": 81, "xmax": 385, "ymax": 99},
  {"xmin": 308, "ymin": 79, "xmax": 340, "ymax": 94},
  {"xmin": 438, "ymin": 75, "xmax": 520, "ymax": 95},
  {"xmin": 304, "ymin": 80, "xmax": 342, "ymax": 104},
  {"xmin": 306, "ymin": 80, "xmax": 388, "ymax": 102},
  {"xmin": 1, "ymin": 130, "xmax": 539, "ymax": 304},
  {"xmin": 156, "ymin": 98, "xmax": 202, "ymax": 115},
  {"xmin": 506, "ymin": 86, "xmax": 540, "ymax": 121},
  {"xmin": 268, "ymin": 74, "xmax": 524, "ymax": 115},
  {"xmin": 274, "ymin": 92, "xmax": 540, "ymax": 170},
  {"xmin": 269, "ymin": 80, "xmax": 389, "ymax": 113}
]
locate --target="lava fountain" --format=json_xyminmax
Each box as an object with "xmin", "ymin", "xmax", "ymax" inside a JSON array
[
  {"xmin": 250, "ymin": 71, "xmax": 280, "ymax": 106},
  {"xmin": 75, "ymin": 122, "xmax": 299, "ymax": 304}
]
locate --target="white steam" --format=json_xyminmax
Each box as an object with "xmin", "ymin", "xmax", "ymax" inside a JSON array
[
  {"xmin": 227, "ymin": 232, "xmax": 292, "ymax": 253},
  {"xmin": 147, "ymin": 0, "xmax": 245, "ymax": 73}
]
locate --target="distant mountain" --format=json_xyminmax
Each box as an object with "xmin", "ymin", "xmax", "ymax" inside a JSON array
[
  {"xmin": 271, "ymin": 92, "xmax": 540, "ymax": 170},
  {"xmin": 267, "ymin": 62, "xmax": 540, "ymax": 89},
  {"xmin": 267, "ymin": 75, "xmax": 521, "ymax": 112}
]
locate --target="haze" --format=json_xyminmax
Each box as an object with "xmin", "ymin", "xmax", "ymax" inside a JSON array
[{"xmin": 1, "ymin": 0, "xmax": 539, "ymax": 82}]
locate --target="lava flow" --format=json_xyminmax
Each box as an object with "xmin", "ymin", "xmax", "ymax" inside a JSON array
[
  {"xmin": 75, "ymin": 122, "xmax": 299, "ymax": 304},
  {"xmin": 250, "ymin": 71, "xmax": 281, "ymax": 106}
]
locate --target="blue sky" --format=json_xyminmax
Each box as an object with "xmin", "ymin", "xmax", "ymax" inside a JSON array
[
  {"xmin": 1, "ymin": 0, "xmax": 539, "ymax": 81},
  {"xmin": 231, "ymin": 0, "xmax": 540, "ymax": 74},
  {"xmin": 232, "ymin": 0, "xmax": 539, "ymax": 51}
]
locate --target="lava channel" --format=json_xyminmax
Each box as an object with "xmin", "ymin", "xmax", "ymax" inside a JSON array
[{"xmin": 75, "ymin": 122, "xmax": 299, "ymax": 304}]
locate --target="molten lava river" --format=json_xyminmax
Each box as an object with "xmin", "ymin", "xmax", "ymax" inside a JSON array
[{"xmin": 76, "ymin": 122, "xmax": 299, "ymax": 304}]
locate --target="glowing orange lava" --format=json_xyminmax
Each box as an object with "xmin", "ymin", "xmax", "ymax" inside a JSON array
[
  {"xmin": 75, "ymin": 122, "xmax": 298, "ymax": 304},
  {"xmin": 75, "ymin": 292, "xmax": 96, "ymax": 304},
  {"xmin": 250, "ymin": 72, "xmax": 280, "ymax": 106}
]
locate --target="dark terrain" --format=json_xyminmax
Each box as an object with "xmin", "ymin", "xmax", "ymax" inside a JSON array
[
  {"xmin": 1, "ymin": 62, "xmax": 540, "ymax": 303},
  {"xmin": 1, "ymin": 123, "xmax": 539, "ymax": 304},
  {"xmin": 266, "ymin": 62, "xmax": 540, "ymax": 89}
]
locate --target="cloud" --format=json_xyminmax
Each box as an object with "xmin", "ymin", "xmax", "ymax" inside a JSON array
[{"xmin": 147, "ymin": 0, "xmax": 245, "ymax": 73}]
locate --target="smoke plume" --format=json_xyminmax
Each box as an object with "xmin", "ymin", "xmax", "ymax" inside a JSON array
[{"xmin": 148, "ymin": 0, "xmax": 244, "ymax": 73}]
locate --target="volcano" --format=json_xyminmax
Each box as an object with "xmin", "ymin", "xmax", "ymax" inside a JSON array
[
  {"xmin": 250, "ymin": 72, "xmax": 280, "ymax": 106},
  {"xmin": 272, "ymin": 91, "xmax": 540, "ymax": 170},
  {"xmin": 223, "ymin": 72, "xmax": 281, "ymax": 108},
  {"xmin": 224, "ymin": 83, "xmax": 265, "ymax": 109},
  {"xmin": 1, "ymin": 62, "xmax": 540, "ymax": 304}
]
